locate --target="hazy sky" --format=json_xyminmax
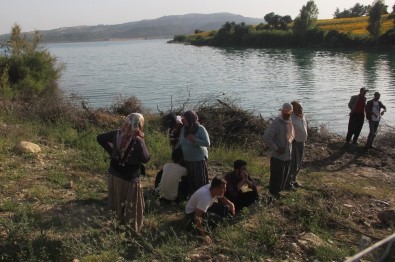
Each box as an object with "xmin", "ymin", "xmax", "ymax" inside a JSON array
[{"xmin": 0, "ymin": 0, "xmax": 384, "ymax": 35}]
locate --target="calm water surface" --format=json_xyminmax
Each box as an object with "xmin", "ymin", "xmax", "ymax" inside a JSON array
[{"xmin": 46, "ymin": 39, "xmax": 395, "ymax": 135}]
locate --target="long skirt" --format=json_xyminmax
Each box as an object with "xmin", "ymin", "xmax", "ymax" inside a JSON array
[
  {"xmin": 108, "ymin": 172, "xmax": 144, "ymax": 233},
  {"xmin": 184, "ymin": 159, "xmax": 209, "ymax": 196}
]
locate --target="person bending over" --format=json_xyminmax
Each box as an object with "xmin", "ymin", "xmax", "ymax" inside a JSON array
[{"xmin": 184, "ymin": 176, "xmax": 235, "ymax": 244}]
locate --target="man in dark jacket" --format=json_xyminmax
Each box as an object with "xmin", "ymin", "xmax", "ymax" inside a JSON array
[
  {"xmin": 365, "ymin": 92, "xmax": 387, "ymax": 149},
  {"xmin": 346, "ymin": 87, "xmax": 368, "ymax": 145}
]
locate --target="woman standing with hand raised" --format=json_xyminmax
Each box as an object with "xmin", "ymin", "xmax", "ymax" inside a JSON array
[
  {"xmin": 177, "ymin": 110, "xmax": 210, "ymax": 196},
  {"xmin": 97, "ymin": 113, "xmax": 150, "ymax": 233}
]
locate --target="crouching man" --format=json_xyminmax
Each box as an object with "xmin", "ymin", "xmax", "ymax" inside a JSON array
[{"xmin": 185, "ymin": 176, "xmax": 235, "ymax": 244}]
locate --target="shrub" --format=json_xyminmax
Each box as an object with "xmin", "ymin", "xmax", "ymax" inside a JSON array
[{"xmin": 0, "ymin": 24, "xmax": 63, "ymax": 99}]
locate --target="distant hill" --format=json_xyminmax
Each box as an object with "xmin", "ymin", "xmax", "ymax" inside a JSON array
[{"xmin": 0, "ymin": 13, "xmax": 264, "ymax": 43}]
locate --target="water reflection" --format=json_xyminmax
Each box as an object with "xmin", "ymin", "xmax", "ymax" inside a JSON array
[{"xmin": 46, "ymin": 40, "xmax": 395, "ymax": 134}]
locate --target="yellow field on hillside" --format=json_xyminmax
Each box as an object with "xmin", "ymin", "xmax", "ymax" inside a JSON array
[{"xmin": 317, "ymin": 15, "xmax": 393, "ymax": 36}]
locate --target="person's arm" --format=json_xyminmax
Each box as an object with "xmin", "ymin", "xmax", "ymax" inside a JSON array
[
  {"xmin": 380, "ymin": 102, "xmax": 387, "ymax": 115},
  {"xmin": 188, "ymin": 126, "xmax": 210, "ymax": 147},
  {"xmin": 348, "ymin": 96, "xmax": 353, "ymax": 110},
  {"xmin": 262, "ymin": 123, "xmax": 279, "ymax": 152},
  {"xmin": 134, "ymin": 136, "xmax": 150, "ymax": 163},
  {"xmin": 240, "ymin": 171, "xmax": 257, "ymax": 191},
  {"xmin": 194, "ymin": 209, "xmax": 212, "ymax": 244},
  {"xmin": 97, "ymin": 130, "xmax": 117, "ymax": 156},
  {"xmin": 218, "ymin": 196, "xmax": 235, "ymax": 215}
]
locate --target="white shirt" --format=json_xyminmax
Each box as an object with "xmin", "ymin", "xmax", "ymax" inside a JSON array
[
  {"xmin": 185, "ymin": 184, "xmax": 217, "ymax": 214},
  {"xmin": 371, "ymin": 101, "xmax": 381, "ymax": 122},
  {"xmin": 291, "ymin": 113, "xmax": 308, "ymax": 143},
  {"xmin": 156, "ymin": 163, "xmax": 187, "ymax": 201}
]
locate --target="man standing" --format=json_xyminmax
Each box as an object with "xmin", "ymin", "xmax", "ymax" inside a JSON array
[
  {"xmin": 262, "ymin": 103, "xmax": 295, "ymax": 198},
  {"xmin": 286, "ymin": 101, "xmax": 308, "ymax": 189},
  {"xmin": 224, "ymin": 160, "xmax": 259, "ymax": 211},
  {"xmin": 365, "ymin": 92, "xmax": 387, "ymax": 150},
  {"xmin": 346, "ymin": 87, "xmax": 368, "ymax": 145},
  {"xmin": 185, "ymin": 176, "xmax": 235, "ymax": 244}
]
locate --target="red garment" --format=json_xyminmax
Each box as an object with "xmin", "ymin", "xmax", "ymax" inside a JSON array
[{"xmin": 354, "ymin": 96, "xmax": 365, "ymax": 113}]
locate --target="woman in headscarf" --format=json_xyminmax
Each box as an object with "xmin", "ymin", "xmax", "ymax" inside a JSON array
[
  {"xmin": 97, "ymin": 113, "xmax": 150, "ymax": 232},
  {"xmin": 177, "ymin": 110, "xmax": 210, "ymax": 195}
]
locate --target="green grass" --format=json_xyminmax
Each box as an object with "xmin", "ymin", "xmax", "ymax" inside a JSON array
[{"xmin": 1, "ymin": 101, "xmax": 394, "ymax": 262}]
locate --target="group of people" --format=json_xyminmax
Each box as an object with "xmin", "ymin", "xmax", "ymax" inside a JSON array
[
  {"xmin": 263, "ymin": 101, "xmax": 308, "ymax": 199},
  {"xmin": 96, "ymin": 89, "xmax": 386, "ymax": 241},
  {"xmin": 346, "ymin": 87, "xmax": 387, "ymax": 149},
  {"xmin": 97, "ymin": 110, "xmax": 261, "ymax": 242}
]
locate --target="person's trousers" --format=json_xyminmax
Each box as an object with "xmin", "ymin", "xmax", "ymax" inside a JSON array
[
  {"xmin": 285, "ymin": 141, "xmax": 305, "ymax": 187},
  {"xmin": 228, "ymin": 191, "xmax": 259, "ymax": 211},
  {"xmin": 269, "ymin": 157, "xmax": 291, "ymax": 196},
  {"xmin": 366, "ymin": 120, "xmax": 380, "ymax": 148},
  {"xmin": 346, "ymin": 113, "xmax": 364, "ymax": 143}
]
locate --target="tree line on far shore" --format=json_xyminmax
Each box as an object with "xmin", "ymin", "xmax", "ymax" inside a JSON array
[{"xmin": 172, "ymin": 0, "xmax": 395, "ymax": 49}]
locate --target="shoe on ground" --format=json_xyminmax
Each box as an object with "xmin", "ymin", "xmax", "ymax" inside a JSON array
[{"xmin": 352, "ymin": 141, "xmax": 358, "ymax": 145}]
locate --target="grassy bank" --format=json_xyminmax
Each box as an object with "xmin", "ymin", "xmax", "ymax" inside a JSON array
[{"xmin": 0, "ymin": 96, "xmax": 394, "ymax": 261}]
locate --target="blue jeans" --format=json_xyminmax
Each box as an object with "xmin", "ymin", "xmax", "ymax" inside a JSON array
[{"xmin": 366, "ymin": 120, "xmax": 379, "ymax": 148}]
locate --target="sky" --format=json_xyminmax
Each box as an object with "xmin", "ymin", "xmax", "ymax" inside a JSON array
[{"xmin": 0, "ymin": 0, "xmax": 386, "ymax": 35}]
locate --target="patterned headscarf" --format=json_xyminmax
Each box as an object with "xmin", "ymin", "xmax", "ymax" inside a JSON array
[
  {"xmin": 116, "ymin": 113, "xmax": 144, "ymax": 165},
  {"xmin": 183, "ymin": 110, "xmax": 200, "ymax": 137}
]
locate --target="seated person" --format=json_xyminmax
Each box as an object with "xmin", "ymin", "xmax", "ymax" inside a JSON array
[
  {"xmin": 224, "ymin": 160, "xmax": 259, "ymax": 211},
  {"xmin": 155, "ymin": 148, "xmax": 188, "ymax": 203},
  {"xmin": 185, "ymin": 176, "xmax": 235, "ymax": 244}
]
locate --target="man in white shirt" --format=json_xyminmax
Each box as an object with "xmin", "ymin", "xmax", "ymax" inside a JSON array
[
  {"xmin": 365, "ymin": 92, "xmax": 387, "ymax": 150},
  {"xmin": 155, "ymin": 148, "xmax": 188, "ymax": 203},
  {"xmin": 185, "ymin": 176, "xmax": 235, "ymax": 244},
  {"xmin": 286, "ymin": 101, "xmax": 308, "ymax": 189}
]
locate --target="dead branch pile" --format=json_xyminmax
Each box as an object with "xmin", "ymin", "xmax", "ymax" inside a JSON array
[{"xmin": 195, "ymin": 99, "xmax": 269, "ymax": 149}]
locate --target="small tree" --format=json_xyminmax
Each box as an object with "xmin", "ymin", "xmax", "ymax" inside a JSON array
[
  {"xmin": 0, "ymin": 24, "xmax": 62, "ymax": 98},
  {"xmin": 367, "ymin": 0, "xmax": 386, "ymax": 43},
  {"xmin": 293, "ymin": 0, "xmax": 319, "ymax": 36}
]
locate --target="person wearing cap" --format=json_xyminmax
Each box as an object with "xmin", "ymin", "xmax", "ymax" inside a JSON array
[
  {"xmin": 262, "ymin": 103, "xmax": 295, "ymax": 198},
  {"xmin": 285, "ymin": 101, "xmax": 308, "ymax": 190},
  {"xmin": 365, "ymin": 92, "xmax": 387, "ymax": 150},
  {"xmin": 346, "ymin": 87, "xmax": 368, "ymax": 145}
]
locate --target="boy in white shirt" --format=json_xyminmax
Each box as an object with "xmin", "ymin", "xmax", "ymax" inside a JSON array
[
  {"xmin": 155, "ymin": 148, "xmax": 188, "ymax": 203},
  {"xmin": 185, "ymin": 176, "xmax": 235, "ymax": 244}
]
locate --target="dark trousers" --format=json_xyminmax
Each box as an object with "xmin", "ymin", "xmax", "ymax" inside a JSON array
[
  {"xmin": 346, "ymin": 113, "xmax": 365, "ymax": 143},
  {"xmin": 269, "ymin": 157, "xmax": 291, "ymax": 196},
  {"xmin": 207, "ymin": 202, "xmax": 230, "ymax": 217},
  {"xmin": 366, "ymin": 120, "xmax": 380, "ymax": 148},
  {"xmin": 285, "ymin": 141, "xmax": 305, "ymax": 187},
  {"xmin": 226, "ymin": 191, "xmax": 259, "ymax": 211}
]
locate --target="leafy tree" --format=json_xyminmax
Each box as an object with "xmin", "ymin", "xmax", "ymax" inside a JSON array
[
  {"xmin": 293, "ymin": 0, "xmax": 319, "ymax": 35},
  {"xmin": 264, "ymin": 12, "xmax": 292, "ymax": 30},
  {"xmin": 0, "ymin": 24, "xmax": 62, "ymax": 99},
  {"xmin": 367, "ymin": 0, "xmax": 386, "ymax": 42},
  {"xmin": 334, "ymin": 3, "xmax": 370, "ymax": 18}
]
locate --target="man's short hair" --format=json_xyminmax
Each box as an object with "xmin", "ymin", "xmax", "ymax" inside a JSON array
[
  {"xmin": 210, "ymin": 175, "xmax": 227, "ymax": 189},
  {"xmin": 233, "ymin": 159, "xmax": 247, "ymax": 169}
]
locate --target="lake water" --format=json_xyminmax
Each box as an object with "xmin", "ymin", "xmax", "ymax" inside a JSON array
[{"xmin": 46, "ymin": 39, "xmax": 395, "ymax": 136}]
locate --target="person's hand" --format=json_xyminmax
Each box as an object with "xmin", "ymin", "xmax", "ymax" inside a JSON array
[
  {"xmin": 202, "ymin": 235, "xmax": 212, "ymax": 245},
  {"xmin": 381, "ymin": 111, "xmax": 385, "ymax": 116},
  {"xmin": 240, "ymin": 170, "xmax": 248, "ymax": 181},
  {"xmin": 187, "ymin": 134, "xmax": 195, "ymax": 143},
  {"xmin": 229, "ymin": 203, "xmax": 236, "ymax": 215},
  {"xmin": 276, "ymin": 148, "xmax": 285, "ymax": 155}
]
